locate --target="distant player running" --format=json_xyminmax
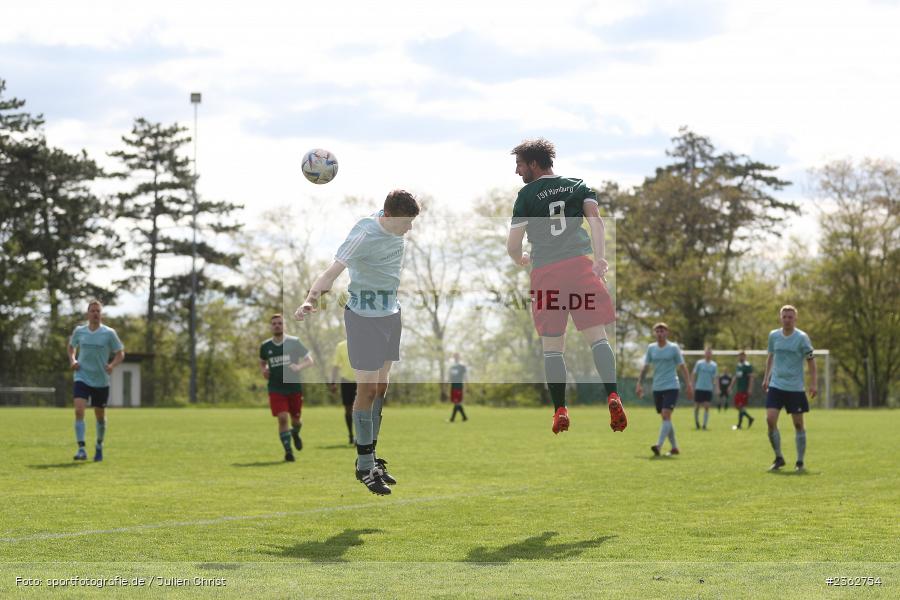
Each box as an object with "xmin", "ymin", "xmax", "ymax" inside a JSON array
[
  {"xmin": 506, "ymin": 138, "xmax": 626, "ymax": 435},
  {"xmin": 691, "ymin": 348, "xmax": 717, "ymax": 430},
  {"xmin": 728, "ymin": 351, "xmax": 756, "ymax": 429},
  {"xmin": 636, "ymin": 323, "xmax": 694, "ymax": 457},
  {"xmin": 67, "ymin": 299, "xmax": 125, "ymax": 462},
  {"xmin": 762, "ymin": 305, "xmax": 817, "ymax": 472},
  {"xmin": 330, "ymin": 338, "xmax": 357, "ymax": 445},
  {"xmin": 259, "ymin": 314, "xmax": 314, "ymax": 462},
  {"xmin": 448, "ymin": 353, "xmax": 468, "ymax": 422},
  {"xmin": 296, "ymin": 190, "xmax": 420, "ymax": 496}
]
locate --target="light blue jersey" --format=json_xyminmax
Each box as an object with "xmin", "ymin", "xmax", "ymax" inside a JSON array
[
  {"xmin": 768, "ymin": 328, "xmax": 814, "ymax": 392},
  {"xmin": 644, "ymin": 342, "xmax": 685, "ymax": 391},
  {"xmin": 693, "ymin": 360, "xmax": 718, "ymax": 392},
  {"xmin": 335, "ymin": 211, "xmax": 406, "ymax": 318},
  {"xmin": 69, "ymin": 324, "xmax": 124, "ymax": 387}
]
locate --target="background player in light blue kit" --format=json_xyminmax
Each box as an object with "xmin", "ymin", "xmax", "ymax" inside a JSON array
[
  {"xmin": 636, "ymin": 323, "xmax": 694, "ymax": 457},
  {"xmin": 67, "ymin": 300, "xmax": 125, "ymax": 462},
  {"xmin": 692, "ymin": 348, "xmax": 717, "ymax": 430},
  {"xmin": 762, "ymin": 305, "xmax": 817, "ymax": 472}
]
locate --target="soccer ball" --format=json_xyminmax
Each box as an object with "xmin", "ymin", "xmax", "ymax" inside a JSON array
[{"xmin": 301, "ymin": 148, "xmax": 338, "ymax": 184}]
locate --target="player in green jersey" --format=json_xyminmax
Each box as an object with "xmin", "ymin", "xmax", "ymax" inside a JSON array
[
  {"xmin": 506, "ymin": 138, "xmax": 626, "ymax": 435},
  {"xmin": 259, "ymin": 314, "xmax": 314, "ymax": 462},
  {"xmin": 727, "ymin": 350, "xmax": 756, "ymax": 429}
]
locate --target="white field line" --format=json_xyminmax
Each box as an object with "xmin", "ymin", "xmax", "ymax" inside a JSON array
[
  {"xmin": 0, "ymin": 490, "xmax": 499, "ymax": 544},
  {"xmin": 1, "ymin": 488, "xmax": 522, "ymax": 544}
]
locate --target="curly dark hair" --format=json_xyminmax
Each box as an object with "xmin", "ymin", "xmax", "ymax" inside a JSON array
[
  {"xmin": 384, "ymin": 189, "xmax": 420, "ymax": 217},
  {"xmin": 511, "ymin": 138, "xmax": 555, "ymax": 169}
]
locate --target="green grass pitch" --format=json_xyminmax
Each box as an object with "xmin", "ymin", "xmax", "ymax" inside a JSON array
[{"xmin": 1, "ymin": 405, "xmax": 898, "ymax": 598}]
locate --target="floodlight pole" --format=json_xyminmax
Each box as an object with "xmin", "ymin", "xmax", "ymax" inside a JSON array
[{"xmin": 189, "ymin": 92, "xmax": 201, "ymax": 404}]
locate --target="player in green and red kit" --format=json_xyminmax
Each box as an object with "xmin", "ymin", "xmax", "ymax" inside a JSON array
[
  {"xmin": 448, "ymin": 353, "xmax": 468, "ymax": 422},
  {"xmin": 728, "ymin": 350, "xmax": 756, "ymax": 429},
  {"xmin": 259, "ymin": 314, "xmax": 314, "ymax": 462},
  {"xmin": 506, "ymin": 138, "xmax": 626, "ymax": 435}
]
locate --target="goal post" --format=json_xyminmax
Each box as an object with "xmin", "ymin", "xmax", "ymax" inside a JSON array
[
  {"xmin": 681, "ymin": 349, "xmax": 832, "ymax": 409},
  {"xmin": 0, "ymin": 386, "xmax": 58, "ymax": 407}
]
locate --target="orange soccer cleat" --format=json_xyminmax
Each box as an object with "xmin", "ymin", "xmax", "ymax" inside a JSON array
[
  {"xmin": 608, "ymin": 392, "xmax": 628, "ymax": 432},
  {"xmin": 552, "ymin": 406, "xmax": 570, "ymax": 434}
]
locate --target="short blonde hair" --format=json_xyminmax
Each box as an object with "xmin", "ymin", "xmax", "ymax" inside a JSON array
[
  {"xmin": 780, "ymin": 305, "xmax": 797, "ymax": 316},
  {"xmin": 87, "ymin": 299, "xmax": 103, "ymax": 310},
  {"xmin": 653, "ymin": 322, "xmax": 669, "ymax": 331}
]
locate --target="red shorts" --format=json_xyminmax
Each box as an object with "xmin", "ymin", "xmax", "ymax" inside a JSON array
[
  {"xmin": 450, "ymin": 388, "xmax": 463, "ymax": 403},
  {"xmin": 734, "ymin": 392, "xmax": 749, "ymax": 409},
  {"xmin": 530, "ymin": 255, "xmax": 615, "ymax": 336},
  {"xmin": 269, "ymin": 392, "xmax": 303, "ymax": 418}
]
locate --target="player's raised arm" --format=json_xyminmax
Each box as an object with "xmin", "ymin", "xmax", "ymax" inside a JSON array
[
  {"xmin": 294, "ymin": 260, "xmax": 347, "ymax": 320},
  {"xmin": 289, "ymin": 352, "xmax": 314, "ymax": 373},
  {"xmin": 506, "ymin": 226, "xmax": 530, "ymax": 266},
  {"xmin": 584, "ymin": 202, "xmax": 608, "ymax": 278}
]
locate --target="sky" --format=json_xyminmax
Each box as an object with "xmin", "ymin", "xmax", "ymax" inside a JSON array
[{"xmin": 2, "ymin": 0, "xmax": 899, "ymax": 313}]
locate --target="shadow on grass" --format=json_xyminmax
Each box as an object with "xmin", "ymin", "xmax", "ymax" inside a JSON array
[
  {"xmin": 465, "ymin": 531, "xmax": 617, "ymax": 563},
  {"xmin": 28, "ymin": 462, "xmax": 87, "ymax": 469},
  {"xmin": 231, "ymin": 461, "xmax": 287, "ymax": 468},
  {"xmin": 767, "ymin": 469, "xmax": 819, "ymax": 476},
  {"xmin": 263, "ymin": 528, "xmax": 382, "ymax": 562},
  {"xmin": 317, "ymin": 444, "xmax": 355, "ymax": 450}
]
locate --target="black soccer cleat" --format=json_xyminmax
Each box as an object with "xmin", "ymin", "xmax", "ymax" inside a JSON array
[
  {"xmin": 73, "ymin": 448, "xmax": 87, "ymax": 461},
  {"xmin": 768, "ymin": 456, "xmax": 786, "ymax": 471},
  {"xmin": 291, "ymin": 431, "xmax": 303, "ymax": 451},
  {"xmin": 795, "ymin": 461, "xmax": 805, "ymax": 472},
  {"xmin": 375, "ymin": 457, "xmax": 397, "ymax": 485},
  {"xmin": 284, "ymin": 452, "xmax": 296, "ymax": 462},
  {"xmin": 650, "ymin": 445, "xmax": 661, "ymax": 457},
  {"xmin": 356, "ymin": 468, "xmax": 391, "ymax": 495},
  {"xmin": 747, "ymin": 417, "xmax": 755, "ymax": 429}
]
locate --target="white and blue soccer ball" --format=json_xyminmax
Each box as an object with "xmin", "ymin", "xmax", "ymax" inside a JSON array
[{"xmin": 301, "ymin": 148, "xmax": 338, "ymax": 184}]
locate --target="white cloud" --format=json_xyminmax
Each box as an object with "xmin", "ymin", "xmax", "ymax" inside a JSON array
[{"xmin": 10, "ymin": 0, "xmax": 898, "ymax": 273}]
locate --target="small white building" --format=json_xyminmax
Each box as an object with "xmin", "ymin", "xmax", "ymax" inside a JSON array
[{"xmin": 108, "ymin": 354, "xmax": 145, "ymax": 407}]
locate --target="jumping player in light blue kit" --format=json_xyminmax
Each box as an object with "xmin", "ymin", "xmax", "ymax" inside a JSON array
[
  {"xmin": 295, "ymin": 190, "xmax": 420, "ymax": 496},
  {"xmin": 763, "ymin": 305, "xmax": 817, "ymax": 472},
  {"xmin": 67, "ymin": 300, "xmax": 125, "ymax": 462},
  {"xmin": 692, "ymin": 348, "xmax": 717, "ymax": 430},
  {"xmin": 636, "ymin": 323, "xmax": 694, "ymax": 457}
]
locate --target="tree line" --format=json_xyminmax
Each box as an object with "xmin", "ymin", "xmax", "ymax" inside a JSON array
[{"xmin": 1, "ymin": 79, "xmax": 897, "ymax": 407}]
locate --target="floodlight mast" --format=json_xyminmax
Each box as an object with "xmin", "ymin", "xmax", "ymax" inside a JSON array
[{"xmin": 189, "ymin": 92, "xmax": 201, "ymax": 404}]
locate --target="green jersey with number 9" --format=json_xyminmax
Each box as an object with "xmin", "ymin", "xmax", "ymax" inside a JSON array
[{"xmin": 510, "ymin": 175, "xmax": 597, "ymax": 268}]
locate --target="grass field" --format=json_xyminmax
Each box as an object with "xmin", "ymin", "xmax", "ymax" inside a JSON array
[{"xmin": 1, "ymin": 405, "xmax": 898, "ymax": 599}]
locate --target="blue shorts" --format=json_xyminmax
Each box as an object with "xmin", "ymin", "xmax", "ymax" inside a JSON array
[
  {"xmin": 73, "ymin": 381, "xmax": 110, "ymax": 408},
  {"xmin": 694, "ymin": 390, "xmax": 713, "ymax": 404},
  {"xmin": 765, "ymin": 387, "xmax": 809, "ymax": 414},
  {"xmin": 653, "ymin": 389, "xmax": 679, "ymax": 414}
]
